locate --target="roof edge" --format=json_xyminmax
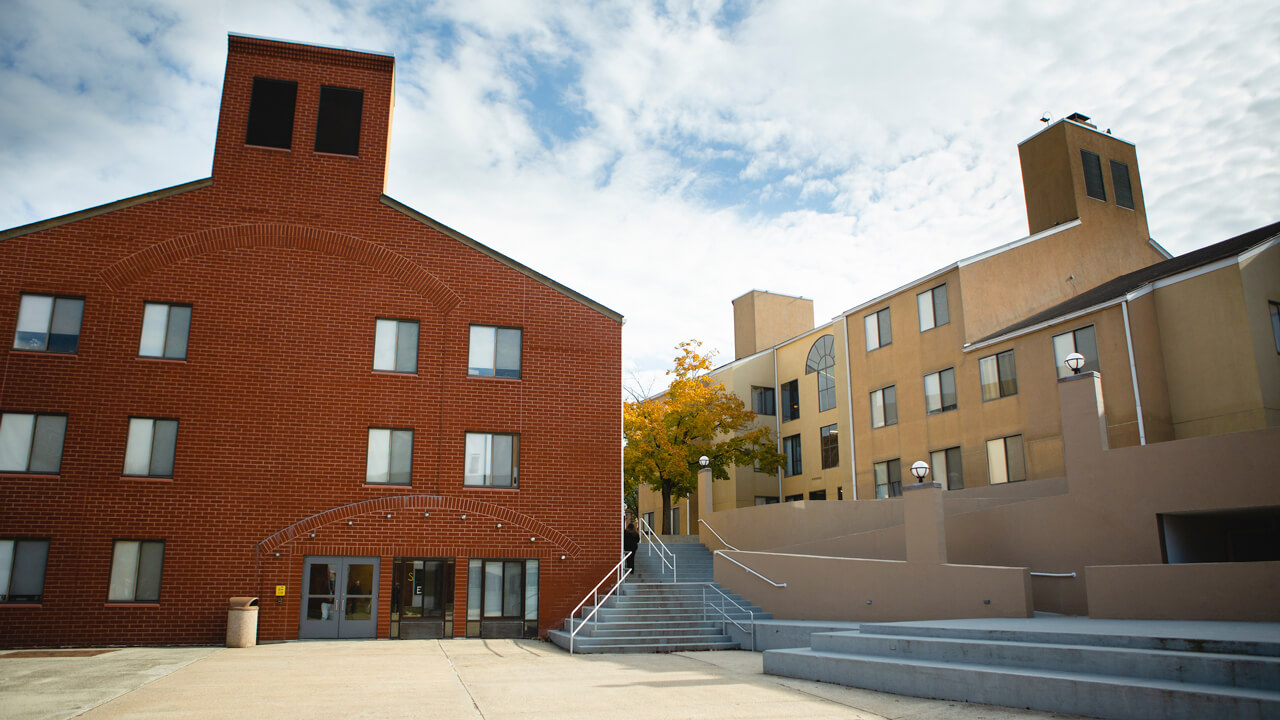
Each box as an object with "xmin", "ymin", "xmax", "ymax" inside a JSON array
[
  {"xmin": 379, "ymin": 195, "xmax": 625, "ymax": 324},
  {"xmin": 0, "ymin": 178, "xmax": 214, "ymax": 242}
]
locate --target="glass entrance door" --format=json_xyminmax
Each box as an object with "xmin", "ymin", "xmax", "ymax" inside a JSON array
[
  {"xmin": 299, "ymin": 556, "xmax": 379, "ymax": 639},
  {"xmin": 391, "ymin": 558, "xmax": 453, "ymax": 639}
]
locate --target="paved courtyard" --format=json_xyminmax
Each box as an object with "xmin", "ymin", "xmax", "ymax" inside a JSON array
[{"xmin": 1, "ymin": 640, "xmax": 1086, "ymax": 720}]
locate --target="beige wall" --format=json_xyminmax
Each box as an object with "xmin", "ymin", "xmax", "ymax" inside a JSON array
[
  {"xmin": 701, "ymin": 372, "xmax": 1280, "ymax": 621},
  {"xmin": 774, "ymin": 320, "xmax": 852, "ymax": 502},
  {"xmin": 1239, "ymin": 244, "xmax": 1280, "ymax": 426},
  {"xmin": 732, "ymin": 290, "xmax": 814, "ymax": 360},
  {"xmin": 1086, "ymin": 562, "xmax": 1280, "ymax": 621}
]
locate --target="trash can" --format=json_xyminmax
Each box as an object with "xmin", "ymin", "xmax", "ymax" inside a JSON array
[{"xmin": 226, "ymin": 597, "xmax": 259, "ymax": 648}]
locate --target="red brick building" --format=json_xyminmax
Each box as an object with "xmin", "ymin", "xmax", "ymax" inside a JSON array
[{"xmin": 0, "ymin": 35, "xmax": 623, "ymax": 646}]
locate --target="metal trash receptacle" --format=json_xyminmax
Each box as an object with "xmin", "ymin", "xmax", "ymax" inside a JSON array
[{"xmin": 226, "ymin": 597, "xmax": 259, "ymax": 648}]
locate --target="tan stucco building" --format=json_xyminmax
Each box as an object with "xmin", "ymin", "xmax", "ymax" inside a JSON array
[{"xmin": 639, "ymin": 114, "xmax": 1280, "ymax": 533}]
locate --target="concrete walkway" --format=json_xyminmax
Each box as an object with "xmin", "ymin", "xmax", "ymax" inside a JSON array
[{"xmin": 1, "ymin": 640, "xmax": 1087, "ymax": 720}]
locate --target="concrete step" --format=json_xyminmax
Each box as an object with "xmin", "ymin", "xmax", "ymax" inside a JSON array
[
  {"xmin": 812, "ymin": 631, "xmax": 1280, "ymax": 691},
  {"xmin": 574, "ymin": 626, "xmax": 729, "ymax": 640},
  {"xmin": 549, "ymin": 628, "xmax": 737, "ymax": 654},
  {"xmin": 595, "ymin": 609, "xmax": 765, "ymax": 623},
  {"xmin": 764, "ymin": 648, "xmax": 1280, "ymax": 720},
  {"xmin": 564, "ymin": 618, "xmax": 723, "ymax": 633}
]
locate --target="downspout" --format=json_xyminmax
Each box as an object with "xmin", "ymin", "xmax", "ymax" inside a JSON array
[
  {"xmin": 1121, "ymin": 299, "xmax": 1147, "ymax": 445},
  {"xmin": 842, "ymin": 314, "xmax": 857, "ymax": 500},
  {"xmin": 774, "ymin": 347, "xmax": 783, "ymax": 502}
]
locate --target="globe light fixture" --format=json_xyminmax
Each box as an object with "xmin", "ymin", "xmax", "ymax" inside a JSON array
[
  {"xmin": 910, "ymin": 460, "xmax": 930, "ymax": 482},
  {"xmin": 698, "ymin": 455, "xmax": 710, "ymax": 468},
  {"xmin": 1065, "ymin": 352, "xmax": 1086, "ymax": 374}
]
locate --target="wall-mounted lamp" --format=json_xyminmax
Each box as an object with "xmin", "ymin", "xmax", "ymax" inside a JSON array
[
  {"xmin": 496, "ymin": 523, "xmax": 502, "ymax": 529},
  {"xmin": 461, "ymin": 514, "xmax": 467, "ymax": 520},
  {"xmin": 529, "ymin": 537, "xmax": 536, "ymax": 543},
  {"xmin": 423, "ymin": 512, "xmax": 430, "ymax": 518},
  {"xmin": 310, "ymin": 532, "xmax": 316, "ymax": 538},
  {"xmin": 347, "ymin": 520, "xmax": 353, "ymax": 526},
  {"xmin": 386, "ymin": 513, "xmax": 392, "ymax": 519},
  {"xmin": 560, "ymin": 555, "xmax": 566, "ymax": 560},
  {"xmin": 275, "ymin": 551, "xmax": 281, "ymax": 557},
  {"xmin": 1065, "ymin": 352, "xmax": 1086, "ymax": 375}
]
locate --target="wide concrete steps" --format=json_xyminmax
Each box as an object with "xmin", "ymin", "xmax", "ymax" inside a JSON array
[{"xmin": 764, "ymin": 622, "xmax": 1280, "ymax": 720}]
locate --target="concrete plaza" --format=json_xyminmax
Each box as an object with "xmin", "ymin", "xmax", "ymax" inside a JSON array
[{"xmin": 0, "ymin": 640, "xmax": 1086, "ymax": 720}]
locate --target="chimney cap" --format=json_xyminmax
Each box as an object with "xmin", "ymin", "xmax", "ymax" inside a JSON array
[{"xmin": 1065, "ymin": 112, "xmax": 1096, "ymax": 128}]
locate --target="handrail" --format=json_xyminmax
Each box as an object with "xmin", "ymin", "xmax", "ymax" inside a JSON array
[
  {"xmin": 714, "ymin": 550, "xmax": 787, "ymax": 587},
  {"xmin": 637, "ymin": 516, "xmax": 676, "ymax": 582},
  {"xmin": 1030, "ymin": 571, "xmax": 1077, "ymax": 578},
  {"xmin": 701, "ymin": 582, "xmax": 756, "ymax": 652},
  {"xmin": 699, "ymin": 519, "xmax": 785, "ymax": 588},
  {"xmin": 697, "ymin": 518, "xmax": 739, "ymax": 551},
  {"xmin": 567, "ymin": 552, "xmax": 631, "ymax": 654}
]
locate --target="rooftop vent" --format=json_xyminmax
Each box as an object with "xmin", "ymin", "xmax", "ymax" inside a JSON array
[{"xmin": 1065, "ymin": 112, "xmax": 1097, "ymax": 128}]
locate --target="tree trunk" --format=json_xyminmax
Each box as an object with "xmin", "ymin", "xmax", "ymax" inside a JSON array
[{"xmin": 660, "ymin": 484, "xmax": 672, "ymax": 535}]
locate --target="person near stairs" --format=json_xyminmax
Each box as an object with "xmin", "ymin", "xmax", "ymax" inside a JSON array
[{"xmin": 623, "ymin": 522, "xmax": 640, "ymax": 571}]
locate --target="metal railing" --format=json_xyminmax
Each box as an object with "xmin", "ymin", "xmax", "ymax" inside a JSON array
[
  {"xmin": 1030, "ymin": 571, "xmax": 1078, "ymax": 578},
  {"xmin": 698, "ymin": 519, "xmax": 786, "ymax": 588},
  {"xmin": 701, "ymin": 582, "xmax": 757, "ymax": 652},
  {"xmin": 638, "ymin": 516, "xmax": 676, "ymax": 582},
  {"xmin": 566, "ymin": 552, "xmax": 631, "ymax": 655}
]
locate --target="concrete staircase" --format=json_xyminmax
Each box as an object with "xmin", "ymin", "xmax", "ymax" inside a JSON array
[
  {"xmin": 549, "ymin": 537, "xmax": 770, "ymax": 654},
  {"xmin": 764, "ymin": 619, "xmax": 1280, "ymax": 720}
]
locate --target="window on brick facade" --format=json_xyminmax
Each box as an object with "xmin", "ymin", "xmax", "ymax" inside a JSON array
[
  {"xmin": 245, "ymin": 77, "xmax": 297, "ymax": 149},
  {"xmin": 468, "ymin": 326, "xmax": 522, "ymax": 378},
  {"xmin": 124, "ymin": 418, "xmax": 178, "ymax": 477},
  {"xmin": 924, "ymin": 368, "xmax": 957, "ymax": 414},
  {"xmin": 980, "ymin": 350, "xmax": 1018, "ymax": 401},
  {"xmin": 466, "ymin": 558, "xmax": 538, "ymax": 638},
  {"xmin": 780, "ymin": 379, "xmax": 800, "ymax": 421},
  {"xmin": 0, "ymin": 413, "xmax": 66, "ymax": 474},
  {"xmin": 782, "ymin": 434, "xmax": 802, "ymax": 477},
  {"xmin": 138, "ymin": 303, "xmax": 191, "ymax": 360},
  {"xmin": 314, "ymin": 86, "xmax": 363, "ymax": 156},
  {"xmin": 820, "ymin": 424, "xmax": 839, "ymax": 469},
  {"xmin": 1, "ymin": 539, "xmax": 49, "ymax": 603},
  {"xmin": 751, "ymin": 386, "xmax": 776, "ymax": 415},
  {"xmin": 930, "ymin": 446, "xmax": 963, "ymax": 490},
  {"xmin": 987, "ymin": 435, "xmax": 1027, "ymax": 485},
  {"xmin": 465, "ymin": 432, "xmax": 519, "ymax": 487},
  {"xmin": 874, "ymin": 458, "xmax": 902, "ymax": 499},
  {"xmin": 108, "ymin": 540, "xmax": 164, "ymax": 602},
  {"xmin": 1081, "ymin": 150, "xmax": 1106, "ymax": 201},
  {"xmin": 1053, "ymin": 325, "xmax": 1100, "ymax": 378},
  {"xmin": 870, "ymin": 385, "xmax": 896, "ymax": 428},
  {"xmin": 373, "ymin": 319, "xmax": 418, "ymax": 373},
  {"xmin": 805, "ymin": 334, "xmax": 837, "ymax": 412},
  {"xmin": 13, "ymin": 294, "xmax": 83, "ymax": 353},
  {"xmin": 1110, "ymin": 160, "xmax": 1134, "ymax": 209},
  {"xmin": 366, "ymin": 428, "xmax": 413, "ymax": 485},
  {"xmin": 864, "ymin": 307, "xmax": 892, "ymax": 351},
  {"xmin": 917, "ymin": 284, "xmax": 949, "ymax": 332}
]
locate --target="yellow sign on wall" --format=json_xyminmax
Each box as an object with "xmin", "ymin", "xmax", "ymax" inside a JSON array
[{"xmin": 275, "ymin": 585, "xmax": 287, "ymax": 596}]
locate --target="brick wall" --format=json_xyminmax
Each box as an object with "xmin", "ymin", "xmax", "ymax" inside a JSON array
[{"xmin": 0, "ymin": 37, "xmax": 622, "ymax": 647}]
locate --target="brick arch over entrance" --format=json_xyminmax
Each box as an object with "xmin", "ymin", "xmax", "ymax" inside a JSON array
[
  {"xmin": 98, "ymin": 223, "xmax": 461, "ymax": 312},
  {"xmin": 258, "ymin": 495, "xmax": 581, "ymax": 556}
]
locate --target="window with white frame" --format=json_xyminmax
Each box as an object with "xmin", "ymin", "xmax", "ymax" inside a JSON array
[
  {"xmin": 923, "ymin": 368, "xmax": 957, "ymax": 414},
  {"xmin": 465, "ymin": 432, "xmax": 519, "ymax": 487},
  {"xmin": 986, "ymin": 435, "xmax": 1027, "ymax": 485},
  {"xmin": 805, "ymin": 334, "xmax": 837, "ymax": 412},
  {"xmin": 138, "ymin": 303, "xmax": 191, "ymax": 360},
  {"xmin": 373, "ymin": 319, "xmax": 418, "ymax": 373},
  {"xmin": 930, "ymin": 447, "xmax": 963, "ymax": 490},
  {"xmin": 0, "ymin": 413, "xmax": 66, "ymax": 474},
  {"xmin": 782, "ymin": 434, "xmax": 802, "ymax": 476},
  {"xmin": 1, "ymin": 539, "xmax": 49, "ymax": 603},
  {"xmin": 108, "ymin": 540, "xmax": 164, "ymax": 602},
  {"xmin": 13, "ymin": 294, "xmax": 84, "ymax": 354},
  {"xmin": 870, "ymin": 385, "xmax": 897, "ymax": 428},
  {"xmin": 864, "ymin": 307, "xmax": 892, "ymax": 351},
  {"xmin": 123, "ymin": 418, "xmax": 178, "ymax": 478},
  {"xmin": 366, "ymin": 428, "xmax": 413, "ymax": 485},
  {"xmin": 468, "ymin": 326, "xmax": 521, "ymax": 378},
  {"xmin": 917, "ymin": 284, "xmax": 949, "ymax": 332},
  {"xmin": 979, "ymin": 349, "xmax": 1018, "ymax": 401},
  {"xmin": 874, "ymin": 458, "xmax": 902, "ymax": 499},
  {"xmin": 1053, "ymin": 325, "xmax": 1100, "ymax": 378}
]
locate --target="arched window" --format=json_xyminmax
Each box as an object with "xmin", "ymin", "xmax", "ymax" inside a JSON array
[{"xmin": 805, "ymin": 334, "xmax": 837, "ymax": 412}]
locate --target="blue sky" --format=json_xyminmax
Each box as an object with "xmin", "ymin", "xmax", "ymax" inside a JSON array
[{"xmin": 1, "ymin": 0, "xmax": 1277, "ymax": 393}]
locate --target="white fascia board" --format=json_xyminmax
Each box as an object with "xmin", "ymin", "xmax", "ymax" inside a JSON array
[
  {"xmin": 956, "ymin": 219, "xmax": 1083, "ymax": 268},
  {"xmin": 836, "ymin": 263, "xmax": 959, "ymax": 320},
  {"xmin": 1148, "ymin": 238, "xmax": 1173, "ymax": 259},
  {"xmin": 963, "ymin": 298, "xmax": 1123, "ymax": 354},
  {"xmin": 1238, "ymin": 233, "xmax": 1280, "ymax": 264},
  {"xmin": 1016, "ymin": 118, "xmax": 1136, "ymax": 148}
]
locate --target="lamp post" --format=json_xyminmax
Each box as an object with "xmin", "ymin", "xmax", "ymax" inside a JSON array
[
  {"xmin": 694, "ymin": 455, "xmax": 710, "ymax": 535},
  {"xmin": 1065, "ymin": 352, "xmax": 1086, "ymax": 375},
  {"xmin": 910, "ymin": 460, "xmax": 930, "ymax": 484}
]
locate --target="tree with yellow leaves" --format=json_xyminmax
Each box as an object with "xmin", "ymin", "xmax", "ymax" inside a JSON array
[{"xmin": 624, "ymin": 341, "xmax": 784, "ymax": 534}]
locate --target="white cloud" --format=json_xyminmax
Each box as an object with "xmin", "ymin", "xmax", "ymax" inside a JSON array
[{"xmin": 1, "ymin": 0, "xmax": 1277, "ymax": 391}]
